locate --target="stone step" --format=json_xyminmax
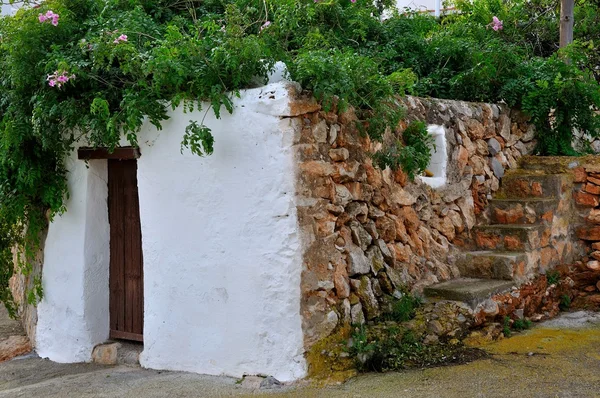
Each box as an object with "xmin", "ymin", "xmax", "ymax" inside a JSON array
[
  {"xmin": 488, "ymin": 198, "xmax": 558, "ymax": 225},
  {"xmin": 500, "ymin": 172, "xmax": 567, "ymax": 199},
  {"xmin": 92, "ymin": 341, "xmax": 143, "ymax": 366},
  {"xmin": 473, "ymin": 224, "xmax": 548, "ymax": 252},
  {"xmin": 456, "ymin": 251, "xmax": 531, "ymax": 282},
  {"xmin": 423, "ymin": 278, "xmax": 515, "ymax": 308},
  {"xmin": 519, "ymin": 156, "xmax": 581, "ymax": 173}
]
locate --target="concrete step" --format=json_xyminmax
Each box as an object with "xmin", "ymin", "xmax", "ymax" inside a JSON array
[
  {"xmin": 456, "ymin": 251, "xmax": 531, "ymax": 282},
  {"xmin": 500, "ymin": 172, "xmax": 567, "ymax": 199},
  {"xmin": 423, "ymin": 278, "xmax": 515, "ymax": 308},
  {"xmin": 473, "ymin": 224, "xmax": 548, "ymax": 252},
  {"xmin": 488, "ymin": 198, "xmax": 558, "ymax": 225}
]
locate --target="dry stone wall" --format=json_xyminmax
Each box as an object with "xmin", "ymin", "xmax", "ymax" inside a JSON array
[
  {"xmin": 572, "ymin": 161, "xmax": 600, "ymax": 272},
  {"xmin": 292, "ymin": 93, "xmax": 538, "ymax": 349},
  {"xmin": 8, "ymin": 228, "xmax": 46, "ymax": 344}
]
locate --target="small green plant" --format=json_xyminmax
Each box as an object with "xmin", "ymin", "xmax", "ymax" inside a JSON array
[
  {"xmin": 502, "ymin": 316, "xmax": 512, "ymax": 337},
  {"xmin": 503, "ymin": 315, "xmax": 534, "ymax": 336},
  {"xmin": 512, "ymin": 319, "xmax": 533, "ymax": 332},
  {"xmin": 559, "ymin": 294, "xmax": 572, "ymax": 311},
  {"xmin": 373, "ymin": 121, "xmax": 435, "ymax": 180},
  {"xmin": 546, "ymin": 271, "xmax": 561, "ymax": 285},
  {"xmin": 385, "ymin": 293, "xmax": 423, "ymax": 322},
  {"xmin": 349, "ymin": 324, "xmax": 482, "ymax": 372}
]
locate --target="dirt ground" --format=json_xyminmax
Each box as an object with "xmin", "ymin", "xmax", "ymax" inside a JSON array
[{"xmin": 1, "ymin": 310, "xmax": 600, "ymax": 398}]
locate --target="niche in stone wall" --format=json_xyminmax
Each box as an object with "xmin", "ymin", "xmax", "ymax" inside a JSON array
[{"xmin": 419, "ymin": 124, "xmax": 447, "ymax": 189}]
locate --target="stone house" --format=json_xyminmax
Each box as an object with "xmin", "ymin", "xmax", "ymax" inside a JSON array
[{"xmin": 10, "ymin": 76, "xmax": 597, "ymax": 381}]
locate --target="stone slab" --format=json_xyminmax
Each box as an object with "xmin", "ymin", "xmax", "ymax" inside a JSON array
[
  {"xmin": 424, "ymin": 278, "xmax": 515, "ymax": 308},
  {"xmin": 457, "ymin": 251, "xmax": 528, "ymax": 281}
]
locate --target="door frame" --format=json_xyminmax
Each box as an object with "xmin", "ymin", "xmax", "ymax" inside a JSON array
[{"xmin": 78, "ymin": 146, "xmax": 144, "ymax": 343}]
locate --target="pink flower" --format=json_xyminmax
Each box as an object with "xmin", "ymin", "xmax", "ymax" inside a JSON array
[
  {"xmin": 351, "ymin": 0, "xmax": 356, "ymax": 2},
  {"xmin": 39, "ymin": 10, "xmax": 59, "ymax": 26},
  {"xmin": 113, "ymin": 34, "xmax": 128, "ymax": 44},
  {"xmin": 260, "ymin": 21, "xmax": 271, "ymax": 32},
  {"xmin": 46, "ymin": 70, "xmax": 75, "ymax": 88},
  {"xmin": 490, "ymin": 16, "xmax": 503, "ymax": 31}
]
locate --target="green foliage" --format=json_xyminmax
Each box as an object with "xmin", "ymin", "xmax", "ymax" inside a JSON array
[
  {"xmin": 373, "ymin": 121, "xmax": 434, "ymax": 180},
  {"xmin": 384, "ymin": 292, "xmax": 423, "ymax": 322},
  {"xmin": 349, "ymin": 323, "xmax": 481, "ymax": 372},
  {"xmin": 559, "ymin": 294, "xmax": 572, "ymax": 311},
  {"xmin": 1, "ymin": 0, "xmax": 599, "ymax": 312},
  {"xmin": 181, "ymin": 121, "xmax": 214, "ymax": 156},
  {"xmin": 503, "ymin": 316, "xmax": 512, "ymax": 337},
  {"xmin": 501, "ymin": 50, "xmax": 600, "ymax": 155},
  {"xmin": 503, "ymin": 316, "xmax": 533, "ymax": 336},
  {"xmin": 512, "ymin": 318, "xmax": 533, "ymax": 332},
  {"xmin": 546, "ymin": 270, "xmax": 561, "ymax": 285}
]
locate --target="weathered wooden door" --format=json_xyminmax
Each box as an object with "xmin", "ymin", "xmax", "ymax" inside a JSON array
[{"xmin": 108, "ymin": 159, "xmax": 144, "ymax": 342}]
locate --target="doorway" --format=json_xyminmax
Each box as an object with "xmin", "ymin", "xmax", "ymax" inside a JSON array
[{"xmin": 107, "ymin": 159, "xmax": 144, "ymax": 342}]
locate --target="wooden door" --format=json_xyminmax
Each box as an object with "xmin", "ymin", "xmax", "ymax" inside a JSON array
[{"xmin": 108, "ymin": 159, "xmax": 144, "ymax": 342}]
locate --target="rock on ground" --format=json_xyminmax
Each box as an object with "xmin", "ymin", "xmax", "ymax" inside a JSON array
[{"xmin": 0, "ymin": 306, "xmax": 31, "ymax": 363}]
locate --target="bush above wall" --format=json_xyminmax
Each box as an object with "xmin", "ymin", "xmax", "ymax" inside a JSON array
[{"xmin": 0, "ymin": 0, "xmax": 599, "ymax": 313}]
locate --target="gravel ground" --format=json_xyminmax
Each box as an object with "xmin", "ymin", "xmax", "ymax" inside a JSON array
[{"xmin": 1, "ymin": 311, "xmax": 600, "ymax": 398}]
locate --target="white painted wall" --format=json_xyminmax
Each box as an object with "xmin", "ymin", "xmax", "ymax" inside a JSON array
[
  {"xmin": 36, "ymin": 159, "xmax": 110, "ymax": 362},
  {"xmin": 419, "ymin": 124, "xmax": 448, "ymax": 189},
  {"xmin": 36, "ymin": 81, "xmax": 307, "ymax": 381},
  {"xmin": 136, "ymin": 83, "xmax": 306, "ymax": 381},
  {"xmin": 1, "ymin": 3, "xmax": 19, "ymax": 15}
]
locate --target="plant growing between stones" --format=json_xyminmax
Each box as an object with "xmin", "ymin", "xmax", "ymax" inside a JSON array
[
  {"xmin": 546, "ymin": 270, "xmax": 561, "ymax": 285},
  {"xmin": 559, "ymin": 294, "xmax": 571, "ymax": 310},
  {"xmin": 383, "ymin": 292, "xmax": 423, "ymax": 322},
  {"xmin": 503, "ymin": 316, "xmax": 533, "ymax": 337},
  {"xmin": 503, "ymin": 316, "xmax": 512, "ymax": 337},
  {"xmin": 512, "ymin": 318, "xmax": 533, "ymax": 331},
  {"xmin": 372, "ymin": 121, "xmax": 434, "ymax": 180}
]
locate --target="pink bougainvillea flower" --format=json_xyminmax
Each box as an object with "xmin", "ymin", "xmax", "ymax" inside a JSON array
[
  {"xmin": 47, "ymin": 70, "xmax": 75, "ymax": 88},
  {"xmin": 260, "ymin": 21, "xmax": 271, "ymax": 32},
  {"xmin": 39, "ymin": 10, "xmax": 59, "ymax": 26},
  {"xmin": 113, "ymin": 34, "xmax": 128, "ymax": 44},
  {"xmin": 490, "ymin": 16, "xmax": 503, "ymax": 31}
]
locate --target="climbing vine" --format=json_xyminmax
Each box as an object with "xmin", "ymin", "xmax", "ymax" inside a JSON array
[{"xmin": 0, "ymin": 0, "xmax": 599, "ymax": 314}]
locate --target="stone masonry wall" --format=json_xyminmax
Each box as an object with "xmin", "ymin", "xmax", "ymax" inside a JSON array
[
  {"xmin": 573, "ymin": 160, "xmax": 600, "ymax": 273},
  {"xmin": 292, "ymin": 93, "xmax": 538, "ymax": 349},
  {"xmin": 8, "ymin": 228, "xmax": 47, "ymax": 344}
]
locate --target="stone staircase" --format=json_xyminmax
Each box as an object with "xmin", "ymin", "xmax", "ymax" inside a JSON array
[{"xmin": 425, "ymin": 166, "xmax": 576, "ymax": 308}]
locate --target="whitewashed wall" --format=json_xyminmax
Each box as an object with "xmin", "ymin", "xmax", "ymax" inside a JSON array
[
  {"xmin": 35, "ymin": 81, "xmax": 307, "ymax": 381},
  {"xmin": 1, "ymin": 4, "xmax": 19, "ymax": 15},
  {"xmin": 36, "ymin": 159, "xmax": 110, "ymax": 362},
  {"xmin": 136, "ymin": 83, "xmax": 306, "ymax": 381}
]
